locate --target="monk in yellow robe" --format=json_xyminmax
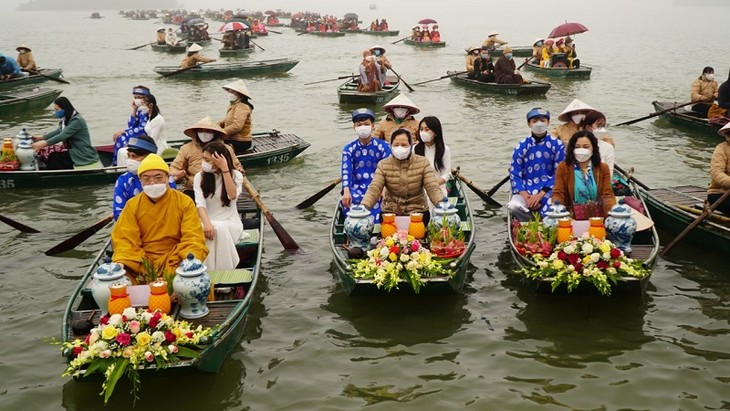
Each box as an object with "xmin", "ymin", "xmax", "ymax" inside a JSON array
[{"xmin": 112, "ymin": 154, "xmax": 208, "ymax": 280}]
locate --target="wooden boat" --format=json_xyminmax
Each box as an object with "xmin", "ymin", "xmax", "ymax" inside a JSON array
[
  {"xmin": 640, "ymin": 185, "xmax": 730, "ymax": 253},
  {"xmin": 329, "ymin": 180, "xmax": 476, "ymax": 295},
  {"xmin": 154, "ymin": 59, "xmax": 299, "ymax": 79},
  {"xmin": 62, "ymin": 191, "xmax": 263, "ymax": 378},
  {"xmin": 167, "ymin": 130, "xmax": 311, "ymax": 169},
  {"xmin": 523, "ymin": 60, "xmax": 592, "ymax": 79},
  {"xmin": 218, "ymin": 47, "xmax": 255, "ymax": 57},
  {"xmin": 508, "ymin": 170, "xmax": 659, "ymax": 295},
  {"xmin": 448, "ymin": 71, "xmax": 550, "ymax": 96},
  {"xmin": 0, "ymin": 68, "xmax": 64, "ymax": 92},
  {"xmin": 337, "ymin": 76, "xmax": 400, "ymax": 105},
  {"xmin": 0, "ymin": 87, "xmax": 63, "ymax": 116},
  {"xmin": 403, "ymin": 38, "xmax": 446, "ymax": 48},
  {"xmin": 150, "ymin": 43, "xmax": 187, "ymax": 53},
  {"xmin": 307, "ymin": 31, "xmax": 346, "ymax": 37},
  {"xmin": 361, "ymin": 29, "xmax": 400, "ymax": 36},
  {"xmin": 651, "ymin": 101, "xmax": 722, "ymax": 136},
  {"xmin": 488, "ymin": 45, "xmax": 533, "ymax": 58}
]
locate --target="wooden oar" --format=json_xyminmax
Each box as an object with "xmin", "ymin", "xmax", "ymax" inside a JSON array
[
  {"xmin": 673, "ymin": 203, "xmax": 730, "ymax": 225},
  {"xmin": 296, "ymin": 177, "xmax": 342, "ymax": 209},
  {"xmin": 614, "ymin": 164, "xmax": 650, "ymax": 191},
  {"xmin": 412, "ymin": 71, "xmax": 468, "ymax": 86},
  {"xmin": 615, "ymin": 101, "xmax": 697, "ymax": 126},
  {"xmin": 127, "ymin": 42, "xmax": 153, "ymax": 50},
  {"xmin": 660, "ymin": 189, "xmax": 730, "ymax": 257},
  {"xmin": 250, "ymin": 39, "xmax": 265, "ymax": 51},
  {"xmin": 296, "ymin": 31, "xmax": 310, "ymax": 36},
  {"xmin": 391, "ymin": 36, "xmax": 409, "ymax": 45},
  {"xmin": 304, "ymin": 75, "xmax": 357, "ymax": 86},
  {"xmin": 161, "ymin": 60, "xmax": 216, "ymax": 78},
  {"xmin": 44, "ymin": 214, "xmax": 114, "ymax": 255},
  {"xmin": 23, "ymin": 69, "xmax": 70, "ymax": 85},
  {"xmin": 241, "ymin": 178, "xmax": 299, "ymax": 250},
  {"xmin": 516, "ymin": 58, "xmax": 530, "ymax": 70},
  {"xmin": 267, "ymin": 29, "xmax": 283, "ymax": 34},
  {"xmin": 451, "ymin": 167, "xmax": 501, "ymax": 207},
  {"xmin": 487, "ymin": 175, "xmax": 510, "ymax": 197},
  {"xmin": 0, "ymin": 214, "xmax": 40, "ymax": 233},
  {"xmin": 388, "ymin": 67, "xmax": 414, "ymax": 92}
]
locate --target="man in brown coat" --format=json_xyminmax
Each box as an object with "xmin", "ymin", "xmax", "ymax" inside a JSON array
[{"xmin": 494, "ymin": 47, "xmax": 523, "ymax": 84}]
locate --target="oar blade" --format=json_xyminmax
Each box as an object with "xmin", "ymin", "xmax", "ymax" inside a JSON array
[
  {"xmin": 44, "ymin": 214, "xmax": 113, "ymax": 256},
  {"xmin": 466, "ymin": 181, "xmax": 502, "ymax": 207},
  {"xmin": 0, "ymin": 214, "xmax": 40, "ymax": 233},
  {"xmin": 296, "ymin": 179, "xmax": 340, "ymax": 209},
  {"xmin": 264, "ymin": 212, "xmax": 300, "ymax": 250}
]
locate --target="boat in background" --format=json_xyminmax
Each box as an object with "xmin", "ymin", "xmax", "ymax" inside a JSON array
[
  {"xmin": 0, "ymin": 68, "xmax": 65, "ymax": 92},
  {"xmin": 219, "ymin": 47, "xmax": 255, "ymax": 57},
  {"xmin": 154, "ymin": 59, "xmax": 299, "ymax": 79},
  {"xmin": 523, "ymin": 60, "xmax": 592, "ymax": 78},
  {"xmin": 338, "ymin": 76, "xmax": 399, "ymax": 105},
  {"xmin": 448, "ymin": 71, "xmax": 550, "ymax": 96},
  {"xmin": 361, "ymin": 29, "xmax": 399, "ymax": 36},
  {"xmin": 151, "ymin": 43, "xmax": 187, "ymax": 53},
  {"xmin": 403, "ymin": 38, "xmax": 446, "ymax": 48},
  {"xmin": 0, "ymin": 87, "xmax": 63, "ymax": 116},
  {"xmin": 651, "ymin": 101, "xmax": 722, "ymax": 136}
]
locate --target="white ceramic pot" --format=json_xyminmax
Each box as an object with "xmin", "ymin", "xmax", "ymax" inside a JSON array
[
  {"xmin": 344, "ymin": 204, "xmax": 375, "ymax": 250},
  {"xmin": 90, "ymin": 257, "xmax": 131, "ymax": 316},
  {"xmin": 173, "ymin": 253, "xmax": 211, "ymax": 319}
]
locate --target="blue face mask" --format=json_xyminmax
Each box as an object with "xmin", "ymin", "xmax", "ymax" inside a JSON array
[
  {"xmin": 374, "ymin": 49, "xmax": 381, "ymax": 56},
  {"xmin": 54, "ymin": 109, "xmax": 65, "ymax": 118},
  {"xmin": 505, "ymin": 53, "xmax": 513, "ymax": 60},
  {"xmin": 481, "ymin": 53, "xmax": 488, "ymax": 59}
]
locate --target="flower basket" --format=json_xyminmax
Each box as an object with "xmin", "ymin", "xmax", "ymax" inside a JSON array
[
  {"xmin": 427, "ymin": 217, "xmax": 466, "ymax": 258},
  {"xmin": 0, "ymin": 161, "xmax": 19, "ymax": 171},
  {"xmin": 511, "ymin": 214, "xmax": 557, "ymax": 257}
]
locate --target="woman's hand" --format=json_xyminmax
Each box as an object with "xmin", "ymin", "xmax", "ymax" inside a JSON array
[
  {"xmin": 31, "ymin": 140, "xmax": 48, "ymax": 151},
  {"xmin": 203, "ymin": 222, "xmax": 216, "ymax": 240},
  {"xmin": 211, "ymin": 152, "xmax": 229, "ymax": 172},
  {"xmin": 342, "ymin": 187, "xmax": 352, "ymax": 208},
  {"xmin": 31, "ymin": 135, "xmax": 44, "ymax": 141}
]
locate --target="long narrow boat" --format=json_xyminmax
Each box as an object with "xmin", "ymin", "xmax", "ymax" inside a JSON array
[
  {"xmin": 488, "ymin": 45, "xmax": 533, "ymax": 58},
  {"xmin": 0, "ymin": 68, "xmax": 64, "ymax": 92},
  {"xmin": 62, "ymin": 191, "xmax": 263, "ymax": 379},
  {"xmin": 403, "ymin": 38, "xmax": 446, "ymax": 48},
  {"xmin": 447, "ymin": 71, "xmax": 550, "ymax": 96},
  {"xmin": 0, "ymin": 87, "xmax": 63, "ymax": 116},
  {"xmin": 337, "ymin": 76, "xmax": 400, "ymax": 105},
  {"xmin": 523, "ymin": 60, "xmax": 592, "ymax": 79},
  {"xmin": 167, "ymin": 130, "xmax": 311, "ymax": 168},
  {"xmin": 640, "ymin": 185, "xmax": 730, "ymax": 253},
  {"xmin": 330, "ymin": 179, "xmax": 476, "ymax": 295},
  {"xmin": 218, "ymin": 47, "xmax": 255, "ymax": 57},
  {"xmin": 154, "ymin": 58, "xmax": 299, "ymax": 79},
  {"xmin": 361, "ymin": 29, "xmax": 400, "ymax": 36},
  {"xmin": 307, "ymin": 31, "xmax": 346, "ymax": 37},
  {"xmin": 151, "ymin": 43, "xmax": 187, "ymax": 53},
  {"xmin": 651, "ymin": 101, "xmax": 722, "ymax": 136},
  {"xmin": 508, "ymin": 170, "xmax": 659, "ymax": 295}
]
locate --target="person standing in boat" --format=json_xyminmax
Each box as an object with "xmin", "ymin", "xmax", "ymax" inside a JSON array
[
  {"xmin": 465, "ymin": 46, "xmax": 480, "ymax": 78},
  {"xmin": 341, "ymin": 108, "xmax": 392, "ymax": 223},
  {"xmin": 357, "ymin": 49, "xmax": 382, "ymax": 92},
  {"xmin": 370, "ymin": 45, "xmax": 391, "ymax": 87},
  {"xmin": 414, "ymin": 116, "xmax": 452, "ymax": 210},
  {"xmin": 691, "ymin": 67, "xmax": 719, "ymax": 118},
  {"xmin": 180, "ymin": 43, "xmax": 216, "ymax": 69},
  {"xmin": 218, "ymin": 80, "xmax": 254, "ymax": 154},
  {"xmin": 31, "ymin": 97, "xmax": 100, "ymax": 170},
  {"xmin": 112, "ymin": 154, "xmax": 208, "ymax": 280},
  {"xmin": 507, "ymin": 108, "xmax": 565, "ymax": 221},
  {"xmin": 15, "ymin": 44, "xmax": 37, "ymax": 72},
  {"xmin": 194, "ymin": 141, "xmax": 244, "ymax": 270},
  {"xmin": 494, "ymin": 47, "xmax": 523, "ymax": 84},
  {"xmin": 473, "ymin": 47, "xmax": 496, "ymax": 83},
  {"xmin": 373, "ymin": 94, "xmax": 420, "ymax": 141},
  {"xmin": 0, "ymin": 53, "xmax": 21, "ymax": 80},
  {"xmin": 483, "ymin": 31, "xmax": 507, "ymax": 50},
  {"xmin": 112, "ymin": 85, "xmax": 150, "ymax": 166},
  {"xmin": 708, "ymin": 123, "xmax": 730, "ymax": 215}
]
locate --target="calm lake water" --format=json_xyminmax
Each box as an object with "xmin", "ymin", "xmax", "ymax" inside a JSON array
[{"xmin": 1, "ymin": 1, "xmax": 729, "ymax": 410}]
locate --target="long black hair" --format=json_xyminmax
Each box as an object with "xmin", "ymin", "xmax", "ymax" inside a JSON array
[
  {"xmin": 580, "ymin": 111, "xmax": 606, "ymax": 130},
  {"xmin": 201, "ymin": 141, "xmax": 235, "ymax": 207},
  {"xmin": 144, "ymin": 94, "xmax": 161, "ymax": 119},
  {"xmin": 565, "ymin": 130, "xmax": 601, "ymax": 167},
  {"xmin": 700, "ymin": 66, "xmax": 714, "ymax": 79},
  {"xmin": 53, "ymin": 96, "xmax": 77, "ymax": 125},
  {"xmin": 414, "ymin": 116, "xmax": 446, "ymax": 171}
]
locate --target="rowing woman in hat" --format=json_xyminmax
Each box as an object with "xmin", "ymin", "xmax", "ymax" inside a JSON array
[
  {"xmin": 16, "ymin": 44, "xmax": 37, "ymax": 72},
  {"xmin": 483, "ymin": 31, "xmax": 507, "ymax": 50},
  {"xmin": 156, "ymin": 28, "xmax": 166, "ymax": 45},
  {"xmin": 218, "ymin": 80, "xmax": 254, "ymax": 154},
  {"xmin": 370, "ymin": 45, "xmax": 391, "ymax": 87},
  {"xmin": 180, "ymin": 43, "xmax": 216, "ymax": 69}
]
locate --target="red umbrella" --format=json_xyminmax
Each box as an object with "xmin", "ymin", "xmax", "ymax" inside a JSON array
[
  {"xmin": 418, "ymin": 18, "xmax": 437, "ymax": 25},
  {"xmin": 547, "ymin": 22, "xmax": 588, "ymax": 39},
  {"xmin": 219, "ymin": 21, "xmax": 248, "ymax": 32}
]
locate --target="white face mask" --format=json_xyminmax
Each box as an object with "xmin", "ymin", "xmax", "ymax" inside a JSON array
[
  {"xmin": 592, "ymin": 127, "xmax": 607, "ymax": 139},
  {"xmin": 571, "ymin": 113, "xmax": 586, "ymax": 124},
  {"xmin": 143, "ymin": 183, "xmax": 167, "ymax": 199},
  {"xmin": 198, "ymin": 131, "xmax": 215, "ymax": 143},
  {"xmin": 530, "ymin": 121, "xmax": 548, "ymax": 136},
  {"xmin": 228, "ymin": 92, "xmax": 239, "ymax": 102},
  {"xmin": 138, "ymin": 105, "xmax": 149, "ymax": 113},
  {"xmin": 393, "ymin": 108, "xmax": 409, "ymax": 119},
  {"xmin": 201, "ymin": 161, "xmax": 214, "ymax": 173},
  {"xmin": 392, "ymin": 146, "xmax": 411, "ymax": 160},
  {"xmin": 705, "ymin": 73, "xmax": 715, "ymax": 81},
  {"xmin": 419, "ymin": 131, "xmax": 434, "ymax": 143},
  {"xmin": 574, "ymin": 148, "xmax": 592, "ymax": 163},
  {"xmin": 126, "ymin": 159, "xmax": 141, "ymax": 174},
  {"xmin": 133, "ymin": 98, "xmax": 144, "ymax": 107},
  {"xmin": 19, "ymin": 50, "xmax": 26, "ymax": 54},
  {"xmin": 355, "ymin": 125, "xmax": 372, "ymax": 139}
]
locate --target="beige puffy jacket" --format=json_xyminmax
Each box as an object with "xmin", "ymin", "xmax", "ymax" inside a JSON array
[{"xmin": 708, "ymin": 141, "xmax": 730, "ymax": 196}]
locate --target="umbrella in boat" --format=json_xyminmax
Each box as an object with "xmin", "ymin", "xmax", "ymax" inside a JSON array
[
  {"xmin": 547, "ymin": 22, "xmax": 588, "ymax": 39},
  {"xmin": 184, "ymin": 17, "xmax": 204, "ymax": 25},
  {"xmin": 264, "ymin": 10, "xmax": 277, "ymax": 16},
  {"xmin": 418, "ymin": 18, "xmax": 438, "ymax": 25},
  {"xmin": 219, "ymin": 21, "xmax": 248, "ymax": 32},
  {"xmin": 183, "ymin": 15, "xmax": 203, "ymax": 23},
  {"xmin": 344, "ymin": 12, "xmax": 359, "ymax": 19}
]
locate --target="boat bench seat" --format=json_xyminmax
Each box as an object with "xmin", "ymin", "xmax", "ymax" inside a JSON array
[{"xmin": 208, "ymin": 268, "xmax": 253, "ymax": 285}]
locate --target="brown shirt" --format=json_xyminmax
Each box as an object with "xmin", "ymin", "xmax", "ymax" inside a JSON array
[
  {"xmin": 218, "ymin": 101, "xmax": 252, "ymax": 143},
  {"xmin": 169, "ymin": 141, "xmax": 245, "ymax": 189}
]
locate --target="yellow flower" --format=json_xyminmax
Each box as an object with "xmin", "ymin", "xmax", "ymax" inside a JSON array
[
  {"xmin": 599, "ymin": 242, "xmax": 611, "ymax": 253},
  {"xmin": 389, "ymin": 252, "xmax": 397, "ymax": 262},
  {"xmin": 136, "ymin": 332, "xmax": 152, "ymax": 347},
  {"xmin": 407, "ymin": 235, "xmax": 414, "ymax": 242},
  {"xmin": 101, "ymin": 326, "xmax": 119, "ymax": 340},
  {"xmin": 419, "ymin": 253, "xmax": 427, "ymax": 263},
  {"xmin": 552, "ymin": 260, "xmax": 564, "ymax": 270},
  {"xmin": 385, "ymin": 238, "xmax": 394, "ymax": 247},
  {"xmin": 582, "ymin": 255, "xmax": 592, "ymax": 264}
]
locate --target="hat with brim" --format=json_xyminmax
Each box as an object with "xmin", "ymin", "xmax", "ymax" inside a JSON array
[
  {"xmin": 183, "ymin": 116, "xmax": 228, "ymax": 139},
  {"xmin": 157, "ymin": 28, "xmax": 166, "ymax": 32},
  {"xmin": 558, "ymin": 99, "xmax": 597, "ymax": 122},
  {"xmin": 187, "ymin": 43, "xmax": 203, "ymax": 53},
  {"xmin": 352, "ymin": 108, "xmax": 375, "ymax": 123},
  {"xmin": 719, "ymin": 122, "xmax": 730, "ymax": 138},
  {"xmin": 222, "ymin": 79, "xmax": 252, "ymax": 99},
  {"xmin": 16, "ymin": 43, "xmax": 31, "ymax": 52},
  {"xmin": 466, "ymin": 45, "xmax": 480, "ymax": 54},
  {"xmin": 533, "ymin": 38, "xmax": 545, "ymax": 46},
  {"xmin": 503, "ymin": 46, "xmax": 513, "ymax": 54},
  {"xmin": 556, "ymin": 38, "xmax": 564, "ymax": 45},
  {"xmin": 127, "ymin": 136, "xmax": 158, "ymax": 155},
  {"xmin": 545, "ymin": 38, "xmax": 555, "ymax": 45},
  {"xmin": 383, "ymin": 94, "xmax": 420, "ymax": 115},
  {"xmin": 370, "ymin": 45, "xmax": 385, "ymax": 54},
  {"xmin": 488, "ymin": 31, "xmax": 499, "ymax": 37},
  {"xmin": 527, "ymin": 108, "xmax": 550, "ymax": 122},
  {"xmin": 137, "ymin": 154, "xmax": 170, "ymax": 176}
]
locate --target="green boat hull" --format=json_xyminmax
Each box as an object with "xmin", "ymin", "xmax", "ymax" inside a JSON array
[
  {"xmin": 523, "ymin": 60, "xmax": 592, "ymax": 78},
  {"xmin": 0, "ymin": 68, "xmax": 64, "ymax": 92},
  {"xmin": 337, "ymin": 77, "xmax": 400, "ymax": 105},
  {"xmin": 0, "ymin": 165, "xmax": 125, "ymax": 189},
  {"xmin": 488, "ymin": 45, "xmax": 533, "ymax": 58},
  {"xmin": 651, "ymin": 101, "xmax": 721, "ymax": 137},
  {"xmin": 448, "ymin": 71, "xmax": 550, "ymax": 96},
  {"xmin": 0, "ymin": 88, "xmax": 63, "ymax": 116},
  {"xmin": 154, "ymin": 59, "xmax": 299, "ymax": 79},
  {"xmin": 404, "ymin": 38, "xmax": 446, "ymax": 48},
  {"xmin": 219, "ymin": 47, "xmax": 255, "ymax": 57},
  {"xmin": 151, "ymin": 43, "xmax": 187, "ymax": 53},
  {"xmin": 361, "ymin": 30, "xmax": 400, "ymax": 36},
  {"xmin": 308, "ymin": 31, "xmax": 346, "ymax": 37}
]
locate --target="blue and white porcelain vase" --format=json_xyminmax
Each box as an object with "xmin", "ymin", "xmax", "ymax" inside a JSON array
[
  {"xmin": 605, "ymin": 204, "xmax": 637, "ymax": 253},
  {"xmin": 91, "ymin": 257, "xmax": 131, "ymax": 316},
  {"xmin": 543, "ymin": 201, "xmax": 570, "ymax": 228},
  {"xmin": 431, "ymin": 199, "xmax": 461, "ymax": 231},
  {"xmin": 344, "ymin": 204, "xmax": 375, "ymax": 251},
  {"xmin": 173, "ymin": 253, "xmax": 211, "ymax": 319},
  {"xmin": 14, "ymin": 128, "xmax": 36, "ymax": 171}
]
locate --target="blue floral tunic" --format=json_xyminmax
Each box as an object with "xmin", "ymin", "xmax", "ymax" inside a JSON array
[
  {"xmin": 341, "ymin": 138, "xmax": 391, "ymax": 222},
  {"xmin": 113, "ymin": 172, "xmax": 176, "ymax": 221},
  {"xmin": 509, "ymin": 134, "xmax": 566, "ymax": 215},
  {"xmin": 112, "ymin": 110, "xmax": 149, "ymax": 165}
]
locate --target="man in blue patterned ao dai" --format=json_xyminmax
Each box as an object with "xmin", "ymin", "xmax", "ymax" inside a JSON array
[
  {"xmin": 112, "ymin": 85, "xmax": 151, "ymax": 166},
  {"xmin": 341, "ymin": 108, "xmax": 391, "ymax": 223},
  {"xmin": 508, "ymin": 108, "xmax": 566, "ymax": 221}
]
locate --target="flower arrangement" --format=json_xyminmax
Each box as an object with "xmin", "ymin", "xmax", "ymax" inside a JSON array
[
  {"xmin": 519, "ymin": 235, "xmax": 651, "ymax": 295},
  {"xmin": 61, "ymin": 307, "xmax": 215, "ymax": 404},
  {"xmin": 511, "ymin": 213, "xmax": 557, "ymax": 257},
  {"xmin": 0, "ymin": 145, "xmax": 19, "ymax": 171},
  {"xmin": 350, "ymin": 231, "xmax": 451, "ymax": 293},
  {"xmin": 427, "ymin": 218, "xmax": 466, "ymax": 258}
]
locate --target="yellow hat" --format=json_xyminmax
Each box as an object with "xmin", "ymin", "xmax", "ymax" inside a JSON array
[{"xmin": 137, "ymin": 153, "xmax": 170, "ymax": 176}]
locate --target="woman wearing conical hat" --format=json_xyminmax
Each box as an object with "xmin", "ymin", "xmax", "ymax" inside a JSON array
[
  {"xmin": 218, "ymin": 80, "xmax": 254, "ymax": 154},
  {"xmin": 180, "ymin": 43, "xmax": 216, "ymax": 69},
  {"xmin": 15, "ymin": 43, "xmax": 36, "ymax": 72},
  {"xmin": 372, "ymin": 94, "xmax": 421, "ymax": 141}
]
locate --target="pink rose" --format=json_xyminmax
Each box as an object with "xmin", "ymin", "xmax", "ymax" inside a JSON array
[
  {"xmin": 129, "ymin": 320, "xmax": 141, "ymax": 334},
  {"xmin": 144, "ymin": 351, "xmax": 154, "ymax": 362},
  {"xmin": 116, "ymin": 333, "xmax": 132, "ymax": 346},
  {"xmin": 410, "ymin": 241, "xmax": 420, "ymax": 252},
  {"xmin": 168, "ymin": 344, "xmax": 179, "ymax": 354}
]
